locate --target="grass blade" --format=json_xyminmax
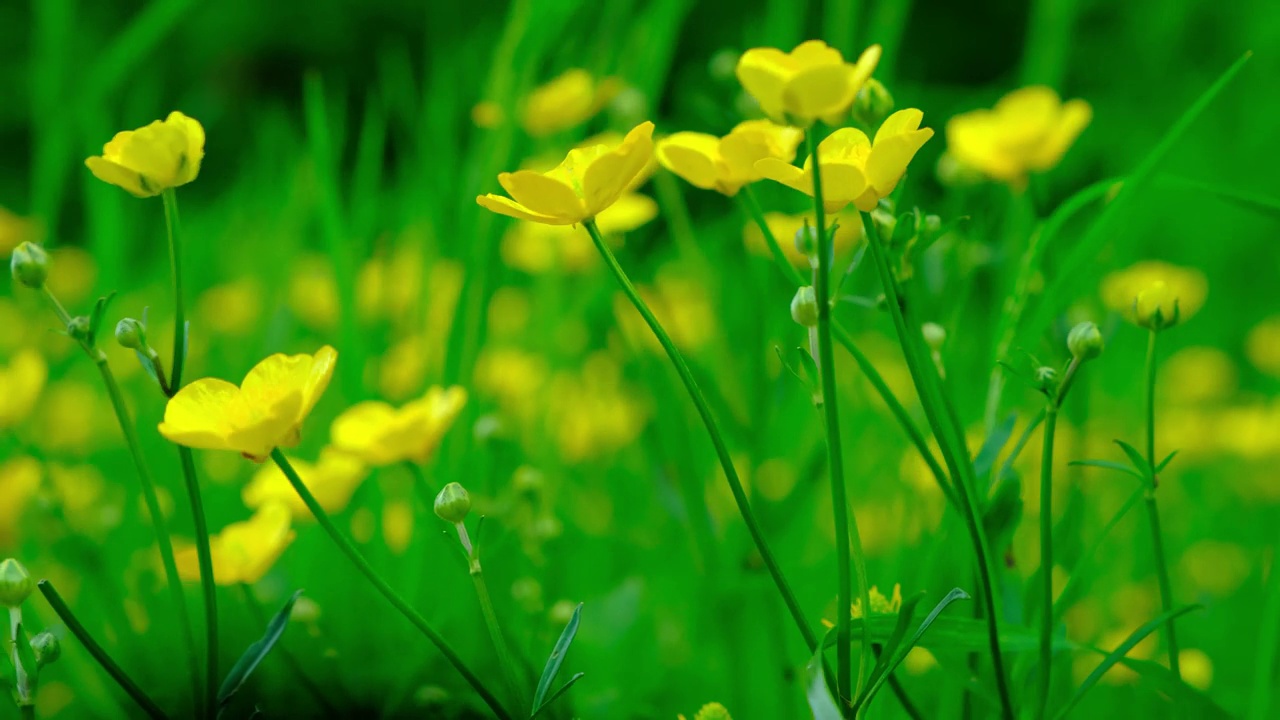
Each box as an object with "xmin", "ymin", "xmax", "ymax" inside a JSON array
[
  {"xmin": 533, "ymin": 602, "xmax": 583, "ymax": 715},
  {"xmin": 1069, "ymin": 459, "xmax": 1143, "ymax": 480},
  {"xmin": 859, "ymin": 588, "xmax": 971, "ymax": 710},
  {"xmin": 530, "ymin": 672, "xmax": 586, "ymax": 719},
  {"xmin": 217, "ymin": 590, "xmax": 304, "ymax": 712},
  {"xmin": 804, "ymin": 635, "xmax": 844, "ymax": 720}
]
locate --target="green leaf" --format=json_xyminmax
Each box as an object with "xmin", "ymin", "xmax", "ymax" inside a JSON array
[
  {"xmin": 217, "ymin": 590, "xmax": 304, "ymax": 711},
  {"xmin": 860, "ymin": 589, "xmax": 970, "ymax": 710},
  {"xmin": 87, "ymin": 292, "xmax": 117, "ymax": 347},
  {"xmin": 974, "ymin": 414, "xmax": 1017, "ymax": 479},
  {"xmin": 1115, "ymin": 657, "xmax": 1232, "ymax": 719},
  {"xmin": 865, "ymin": 593, "xmax": 926, "ymax": 690},
  {"xmin": 1155, "ymin": 450, "xmax": 1179, "ymax": 474},
  {"xmin": 1113, "ymin": 440, "xmax": 1151, "ymax": 478},
  {"xmin": 532, "ymin": 602, "xmax": 582, "ymax": 716},
  {"xmin": 530, "ymin": 672, "xmax": 586, "ymax": 719},
  {"xmin": 1156, "ymin": 174, "xmax": 1280, "ymax": 220},
  {"xmin": 804, "ymin": 632, "xmax": 843, "ymax": 720},
  {"xmin": 982, "ymin": 474, "xmax": 1024, "ymax": 551},
  {"xmin": 1069, "ymin": 459, "xmax": 1143, "ymax": 480},
  {"xmin": 1053, "ymin": 486, "xmax": 1146, "ymax": 624},
  {"xmin": 14, "ymin": 623, "xmax": 38, "ymax": 698}
]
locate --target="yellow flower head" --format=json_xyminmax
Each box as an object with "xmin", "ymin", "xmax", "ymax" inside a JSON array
[
  {"xmin": 1100, "ymin": 261, "xmax": 1207, "ymax": 331},
  {"xmin": 946, "ymin": 86, "xmax": 1091, "ymax": 185},
  {"xmin": 742, "ymin": 210, "xmax": 863, "ymax": 267},
  {"xmin": 736, "ymin": 41, "xmax": 881, "ymax": 126},
  {"xmin": 0, "ymin": 457, "xmax": 42, "ymax": 548},
  {"xmin": 477, "ymin": 121, "xmax": 655, "ymax": 225},
  {"xmin": 501, "ymin": 193, "xmax": 658, "ymax": 274},
  {"xmin": 521, "ymin": 69, "xmax": 620, "ymax": 137},
  {"xmin": 822, "ymin": 584, "xmax": 904, "ymax": 628},
  {"xmin": 176, "ymin": 503, "xmax": 296, "ymax": 586},
  {"xmin": 757, "ymin": 109, "xmax": 934, "ymax": 212},
  {"xmin": 159, "ymin": 346, "xmax": 338, "ymax": 461},
  {"xmin": 243, "ymin": 448, "xmax": 369, "ymax": 518},
  {"xmin": 0, "ymin": 349, "xmax": 47, "ymax": 430},
  {"xmin": 330, "ymin": 386, "xmax": 467, "ymax": 466},
  {"xmin": 677, "ymin": 702, "xmax": 733, "ymax": 720},
  {"xmin": 656, "ymin": 120, "xmax": 803, "ymax": 196},
  {"xmin": 85, "ymin": 111, "xmax": 205, "ymax": 197}
]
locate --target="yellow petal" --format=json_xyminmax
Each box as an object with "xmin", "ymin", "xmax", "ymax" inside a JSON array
[
  {"xmin": 165, "ymin": 111, "xmax": 206, "ymax": 185},
  {"xmin": 755, "ymin": 158, "xmax": 812, "ymax": 196},
  {"xmin": 85, "ymin": 156, "xmax": 153, "ymax": 197},
  {"xmin": 218, "ymin": 503, "xmax": 296, "ymax": 585},
  {"xmin": 477, "ymin": 194, "xmax": 575, "ymax": 225},
  {"xmin": 158, "ymin": 379, "xmax": 246, "ymax": 451},
  {"xmin": 656, "ymin": 133, "xmax": 722, "ymax": 191},
  {"xmin": 498, "ymin": 171, "xmax": 585, "ymax": 221},
  {"xmin": 865, "ymin": 126, "xmax": 934, "ymax": 196},
  {"xmin": 330, "ymin": 401, "xmax": 401, "ymax": 465},
  {"xmin": 790, "ymin": 40, "xmax": 843, "ymax": 67},
  {"xmin": 581, "ymin": 121, "xmax": 654, "ymax": 217},
  {"xmin": 299, "ymin": 345, "xmax": 338, "ymax": 422},
  {"xmin": 874, "ymin": 108, "xmax": 924, "ymax": 144},
  {"xmin": 736, "ymin": 48, "xmax": 792, "ymax": 121},
  {"xmin": 783, "ymin": 63, "xmax": 858, "ymax": 123},
  {"xmin": 1030, "ymin": 98, "xmax": 1092, "ymax": 170},
  {"xmin": 594, "ymin": 193, "xmax": 659, "ymax": 235}
]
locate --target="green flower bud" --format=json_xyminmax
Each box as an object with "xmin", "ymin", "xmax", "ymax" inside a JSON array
[
  {"xmin": 790, "ymin": 286, "xmax": 819, "ymax": 328},
  {"xmin": 1067, "ymin": 321, "xmax": 1104, "ymax": 361},
  {"xmin": 434, "ymin": 482, "xmax": 471, "ymax": 524},
  {"xmin": 1035, "ymin": 366, "xmax": 1057, "ymax": 392},
  {"xmin": 31, "ymin": 631, "xmax": 60, "ymax": 668},
  {"xmin": 922, "ymin": 322, "xmax": 946, "ymax": 351},
  {"xmin": 870, "ymin": 206, "xmax": 897, "ymax": 242},
  {"xmin": 793, "ymin": 223, "xmax": 818, "ymax": 260},
  {"xmin": 115, "ymin": 318, "xmax": 147, "ymax": 350},
  {"xmin": 9, "ymin": 242, "xmax": 49, "ymax": 289},
  {"xmin": 67, "ymin": 315, "xmax": 93, "ymax": 344},
  {"xmin": 0, "ymin": 558, "xmax": 34, "ymax": 608},
  {"xmin": 852, "ymin": 78, "xmax": 895, "ymax": 127}
]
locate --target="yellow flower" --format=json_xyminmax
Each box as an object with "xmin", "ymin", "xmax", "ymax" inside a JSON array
[
  {"xmin": 736, "ymin": 41, "xmax": 880, "ymax": 126},
  {"xmin": 821, "ymin": 584, "xmax": 903, "ymax": 628},
  {"xmin": 243, "ymin": 449, "xmax": 369, "ymax": 518},
  {"xmin": 742, "ymin": 210, "xmax": 862, "ymax": 267},
  {"xmin": 47, "ymin": 463, "xmax": 117, "ymax": 534},
  {"xmin": 477, "ymin": 121, "xmax": 655, "ymax": 226},
  {"xmin": 288, "ymin": 254, "xmax": 340, "ymax": 330},
  {"xmin": 756, "ymin": 109, "xmax": 934, "ymax": 212},
  {"xmin": 656, "ymin": 120, "xmax": 803, "ymax": 195},
  {"xmin": 549, "ymin": 353, "xmax": 649, "ymax": 462},
  {"xmin": 0, "ymin": 207, "xmax": 40, "ymax": 256},
  {"xmin": 472, "ymin": 100, "xmax": 503, "ymax": 129},
  {"xmin": 382, "ymin": 500, "xmax": 414, "ymax": 554},
  {"xmin": 520, "ymin": 69, "xmax": 620, "ymax": 137},
  {"xmin": 46, "ymin": 247, "xmax": 98, "ymax": 308},
  {"xmin": 1246, "ymin": 316, "xmax": 1280, "ymax": 377},
  {"xmin": 85, "ymin": 111, "xmax": 205, "ymax": 197},
  {"xmin": 0, "ymin": 457, "xmax": 42, "ymax": 548},
  {"xmin": 946, "ymin": 86, "xmax": 1091, "ymax": 185},
  {"xmin": 1100, "ymin": 261, "xmax": 1207, "ymax": 330},
  {"xmin": 197, "ymin": 278, "xmax": 264, "ymax": 337},
  {"xmin": 0, "ymin": 350, "xmax": 47, "ymax": 430},
  {"xmin": 1179, "ymin": 648, "xmax": 1214, "ymax": 691},
  {"xmin": 159, "ymin": 346, "xmax": 338, "ymax": 461},
  {"xmin": 678, "ymin": 702, "xmax": 733, "ymax": 720},
  {"xmin": 175, "ymin": 503, "xmax": 296, "ymax": 586},
  {"xmin": 616, "ymin": 270, "xmax": 716, "ymax": 353},
  {"xmin": 475, "ymin": 348, "xmax": 548, "ymax": 421},
  {"xmin": 330, "ymin": 386, "xmax": 467, "ymax": 466},
  {"xmin": 500, "ymin": 193, "xmax": 658, "ymax": 273}
]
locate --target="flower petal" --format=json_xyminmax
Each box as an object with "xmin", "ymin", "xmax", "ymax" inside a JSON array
[
  {"xmin": 756, "ymin": 158, "xmax": 812, "ymax": 196},
  {"xmin": 656, "ymin": 132, "xmax": 722, "ymax": 191},
  {"xmin": 498, "ymin": 171, "xmax": 585, "ymax": 221},
  {"xmin": 582, "ymin": 121, "xmax": 655, "ymax": 217},
  {"xmin": 736, "ymin": 49, "xmax": 792, "ymax": 121},
  {"xmin": 866, "ymin": 126, "xmax": 934, "ymax": 196},
  {"xmin": 1030, "ymin": 98, "xmax": 1092, "ymax": 170},
  {"xmin": 158, "ymin": 378, "xmax": 246, "ymax": 451},
  {"xmin": 85, "ymin": 156, "xmax": 153, "ymax": 197},
  {"xmin": 477, "ymin": 194, "xmax": 575, "ymax": 225},
  {"xmin": 784, "ymin": 64, "xmax": 858, "ymax": 123}
]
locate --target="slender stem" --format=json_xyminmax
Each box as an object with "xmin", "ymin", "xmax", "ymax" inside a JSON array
[
  {"xmin": 177, "ymin": 447, "xmax": 218, "ymax": 720},
  {"xmin": 1036, "ymin": 403, "xmax": 1059, "ymax": 719},
  {"xmin": 10, "ymin": 606, "xmax": 30, "ymax": 706},
  {"xmin": 238, "ymin": 584, "xmax": 340, "ymax": 718},
  {"xmin": 161, "ymin": 189, "xmax": 186, "ymax": 389},
  {"xmin": 37, "ymin": 580, "xmax": 170, "ymax": 720},
  {"xmin": 1143, "ymin": 329, "xmax": 1181, "ymax": 679},
  {"xmin": 806, "ymin": 128, "xmax": 870, "ymax": 710},
  {"xmin": 463, "ymin": 539, "xmax": 528, "ymax": 713},
  {"xmin": 860, "ymin": 211, "xmax": 1015, "ymax": 720},
  {"xmin": 582, "ymin": 219, "xmax": 817, "ymax": 654},
  {"xmin": 269, "ymin": 450, "xmax": 512, "ymax": 720}
]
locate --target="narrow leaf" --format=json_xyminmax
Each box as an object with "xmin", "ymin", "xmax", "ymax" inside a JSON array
[
  {"xmin": 530, "ymin": 672, "xmax": 586, "ymax": 719},
  {"xmin": 860, "ymin": 589, "xmax": 971, "ymax": 708},
  {"xmin": 1113, "ymin": 440, "xmax": 1151, "ymax": 478},
  {"xmin": 864, "ymin": 593, "xmax": 925, "ymax": 694},
  {"xmin": 1155, "ymin": 450, "xmax": 1179, "ymax": 474},
  {"xmin": 15, "ymin": 623, "xmax": 39, "ymax": 696},
  {"xmin": 974, "ymin": 414, "xmax": 1017, "ymax": 479},
  {"xmin": 217, "ymin": 590, "xmax": 304, "ymax": 709},
  {"xmin": 1069, "ymin": 459, "xmax": 1143, "ymax": 480},
  {"xmin": 533, "ymin": 602, "xmax": 582, "ymax": 714},
  {"xmin": 804, "ymin": 634, "xmax": 843, "ymax": 720}
]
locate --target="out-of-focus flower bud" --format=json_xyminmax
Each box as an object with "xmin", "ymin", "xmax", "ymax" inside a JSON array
[
  {"xmin": 115, "ymin": 318, "xmax": 147, "ymax": 350},
  {"xmin": 922, "ymin": 322, "xmax": 946, "ymax": 351},
  {"xmin": 852, "ymin": 79, "xmax": 894, "ymax": 127},
  {"xmin": 791, "ymin": 286, "xmax": 820, "ymax": 328},
  {"xmin": 1067, "ymin": 321, "xmax": 1104, "ymax": 361},
  {"xmin": 433, "ymin": 482, "xmax": 471, "ymax": 525},
  {"xmin": 10, "ymin": 242, "xmax": 49, "ymax": 289},
  {"xmin": 32, "ymin": 631, "xmax": 60, "ymax": 668},
  {"xmin": 0, "ymin": 558, "xmax": 34, "ymax": 608}
]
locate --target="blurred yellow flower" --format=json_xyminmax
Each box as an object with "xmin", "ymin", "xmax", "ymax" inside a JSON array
[
  {"xmin": 902, "ymin": 647, "xmax": 938, "ymax": 675},
  {"xmin": 176, "ymin": 503, "xmax": 296, "ymax": 585},
  {"xmin": 500, "ymin": 193, "xmax": 658, "ymax": 273},
  {"xmin": 472, "ymin": 100, "xmax": 503, "ymax": 129},
  {"xmin": 1246, "ymin": 316, "xmax": 1280, "ymax": 377},
  {"xmin": 36, "ymin": 380, "xmax": 111, "ymax": 454},
  {"xmin": 520, "ymin": 69, "xmax": 620, "ymax": 137},
  {"xmin": 330, "ymin": 386, "xmax": 467, "ymax": 465},
  {"xmin": 475, "ymin": 348, "xmax": 548, "ymax": 420},
  {"xmin": 1100, "ymin": 261, "xmax": 1207, "ymax": 330},
  {"xmin": 0, "ymin": 207, "xmax": 40, "ymax": 256},
  {"xmin": 197, "ymin": 278, "xmax": 264, "ymax": 337},
  {"xmin": 382, "ymin": 500, "xmax": 414, "ymax": 554},
  {"xmin": 742, "ymin": 210, "xmax": 862, "ymax": 267},
  {"xmin": 243, "ymin": 449, "xmax": 369, "ymax": 518},
  {"xmin": 47, "ymin": 463, "xmax": 119, "ymax": 534},
  {"xmin": 288, "ymin": 254, "xmax": 340, "ymax": 330},
  {"xmin": 487, "ymin": 287, "xmax": 532, "ymax": 338},
  {"xmin": 946, "ymin": 86, "xmax": 1091, "ymax": 185},
  {"xmin": 656, "ymin": 120, "xmax": 802, "ymax": 195},
  {"xmin": 159, "ymin": 346, "xmax": 337, "ymax": 461},
  {"xmin": 677, "ymin": 702, "xmax": 733, "ymax": 720},
  {"xmin": 1179, "ymin": 540, "xmax": 1250, "ymax": 597},
  {"xmin": 85, "ymin": 111, "xmax": 205, "ymax": 197},
  {"xmin": 0, "ymin": 349, "xmax": 46, "ymax": 430},
  {"xmin": 46, "ymin": 247, "xmax": 98, "ymax": 308},
  {"xmin": 477, "ymin": 121, "xmax": 655, "ymax": 225},
  {"xmin": 549, "ymin": 353, "xmax": 648, "ymax": 462},
  {"xmin": 1160, "ymin": 347, "xmax": 1236, "ymax": 405},
  {"xmin": 0, "ymin": 457, "xmax": 42, "ymax": 547},
  {"xmin": 356, "ymin": 244, "xmax": 424, "ymax": 323},
  {"xmin": 736, "ymin": 41, "xmax": 880, "ymax": 126},
  {"xmin": 757, "ymin": 110, "xmax": 934, "ymax": 212},
  {"xmin": 616, "ymin": 270, "xmax": 716, "ymax": 353},
  {"xmin": 1179, "ymin": 648, "xmax": 1214, "ymax": 690}
]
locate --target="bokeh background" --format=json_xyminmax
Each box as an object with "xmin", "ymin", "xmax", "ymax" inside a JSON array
[{"xmin": 1, "ymin": 0, "xmax": 1279, "ymax": 717}]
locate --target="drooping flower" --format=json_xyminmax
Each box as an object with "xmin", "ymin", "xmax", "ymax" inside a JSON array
[
  {"xmin": 520, "ymin": 69, "xmax": 621, "ymax": 137},
  {"xmin": 945, "ymin": 86, "xmax": 1091, "ymax": 185},
  {"xmin": 476, "ymin": 122, "xmax": 655, "ymax": 226},
  {"xmin": 656, "ymin": 120, "xmax": 803, "ymax": 196},
  {"xmin": 1100, "ymin": 261, "xmax": 1207, "ymax": 331},
  {"xmin": 736, "ymin": 41, "xmax": 881, "ymax": 126},
  {"xmin": 85, "ymin": 111, "xmax": 205, "ymax": 197},
  {"xmin": 175, "ymin": 503, "xmax": 296, "ymax": 586},
  {"xmin": 756, "ymin": 109, "xmax": 934, "ymax": 212},
  {"xmin": 500, "ymin": 193, "xmax": 658, "ymax": 273},
  {"xmin": 330, "ymin": 386, "xmax": 468, "ymax": 466},
  {"xmin": 158, "ymin": 346, "xmax": 337, "ymax": 461},
  {"xmin": 243, "ymin": 448, "xmax": 369, "ymax": 518},
  {"xmin": 742, "ymin": 210, "xmax": 862, "ymax": 267},
  {"xmin": 0, "ymin": 349, "xmax": 47, "ymax": 430}
]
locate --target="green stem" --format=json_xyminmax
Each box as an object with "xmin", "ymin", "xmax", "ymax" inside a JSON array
[
  {"xmin": 860, "ymin": 211, "xmax": 1015, "ymax": 720},
  {"xmin": 459, "ymin": 527, "xmax": 528, "ymax": 714},
  {"xmin": 1143, "ymin": 329, "xmax": 1180, "ymax": 679},
  {"xmin": 1036, "ymin": 403, "xmax": 1059, "ymax": 719},
  {"xmin": 268, "ymin": 449, "xmax": 512, "ymax": 720},
  {"xmin": 37, "ymin": 580, "xmax": 170, "ymax": 720},
  {"xmin": 20, "ymin": 705, "xmax": 34, "ymax": 720},
  {"xmin": 161, "ymin": 189, "xmax": 185, "ymax": 389},
  {"xmin": 582, "ymin": 219, "xmax": 817, "ymax": 654},
  {"xmin": 238, "ymin": 584, "xmax": 340, "ymax": 718},
  {"xmin": 177, "ymin": 447, "xmax": 218, "ymax": 720},
  {"xmin": 806, "ymin": 128, "xmax": 870, "ymax": 711}
]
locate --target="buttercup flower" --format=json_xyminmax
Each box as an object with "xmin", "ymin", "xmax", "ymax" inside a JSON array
[
  {"xmin": 243, "ymin": 448, "xmax": 369, "ymax": 518},
  {"xmin": 656, "ymin": 120, "xmax": 802, "ymax": 196},
  {"xmin": 678, "ymin": 702, "xmax": 734, "ymax": 720},
  {"xmin": 822, "ymin": 583, "xmax": 903, "ymax": 628},
  {"xmin": 742, "ymin": 210, "xmax": 862, "ymax": 267},
  {"xmin": 175, "ymin": 503, "xmax": 296, "ymax": 586},
  {"xmin": 477, "ymin": 121, "xmax": 655, "ymax": 225},
  {"xmin": 0, "ymin": 349, "xmax": 47, "ymax": 430},
  {"xmin": 1101, "ymin": 261, "xmax": 1207, "ymax": 331},
  {"xmin": 945, "ymin": 86, "xmax": 1091, "ymax": 185},
  {"xmin": 501, "ymin": 193, "xmax": 658, "ymax": 273},
  {"xmin": 85, "ymin": 111, "xmax": 205, "ymax": 197},
  {"xmin": 521, "ymin": 69, "xmax": 621, "ymax": 137},
  {"xmin": 736, "ymin": 41, "xmax": 880, "ymax": 126},
  {"xmin": 330, "ymin": 386, "xmax": 468, "ymax": 465},
  {"xmin": 159, "ymin": 346, "xmax": 337, "ymax": 461},
  {"xmin": 756, "ymin": 109, "xmax": 934, "ymax": 211}
]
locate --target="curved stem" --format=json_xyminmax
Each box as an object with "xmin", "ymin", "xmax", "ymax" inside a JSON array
[
  {"xmin": 161, "ymin": 189, "xmax": 186, "ymax": 389},
  {"xmin": 1143, "ymin": 329, "xmax": 1180, "ymax": 679},
  {"xmin": 582, "ymin": 219, "xmax": 817, "ymax": 654},
  {"xmin": 269, "ymin": 450, "xmax": 512, "ymax": 720},
  {"xmin": 38, "ymin": 580, "xmax": 169, "ymax": 720},
  {"xmin": 1036, "ymin": 403, "xmax": 1059, "ymax": 719},
  {"xmin": 464, "ymin": 539, "xmax": 528, "ymax": 713}
]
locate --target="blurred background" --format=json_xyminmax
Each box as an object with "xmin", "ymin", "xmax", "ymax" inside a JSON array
[{"xmin": 1, "ymin": 0, "xmax": 1278, "ymax": 717}]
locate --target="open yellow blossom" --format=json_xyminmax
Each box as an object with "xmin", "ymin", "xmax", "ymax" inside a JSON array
[
  {"xmin": 656, "ymin": 120, "xmax": 802, "ymax": 195},
  {"xmin": 0, "ymin": 350, "xmax": 47, "ymax": 430},
  {"xmin": 330, "ymin": 386, "xmax": 467, "ymax": 465},
  {"xmin": 946, "ymin": 86, "xmax": 1091, "ymax": 185},
  {"xmin": 736, "ymin": 41, "xmax": 880, "ymax": 126},
  {"xmin": 85, "ymin": 111, "xmax": 204, "ymax": 197},
  {"xmin": 243, "ymin": 449, "xmax": 369, "ymax": 518},
  {"xmin": 501, "ymin": 193, "xmax": 658, "ymax": 273},
  {"xmin": 521, "ymin": 69, "xmax": 621, "ymax": 137},
  {"xmin": 1100, "ymin": 261, "xmax": 1207, "ymax": 330},
  {"xmin": 757, "ymin": 109, "xmax": 934, "ymax": 212},
  {"xmin": 175, "ymin": 503, "xmax": 296, "ymax": 586},
  {"xmin": 477, "ymin": 121, "xmax": 655, "ymax": 226},
  {"xmin": 159, "ymin": 346, "xmax": 337, "ymax": 461},
  {"xmin": 743, "ymin": 210, "xmax": 862, "ymax": 267}
]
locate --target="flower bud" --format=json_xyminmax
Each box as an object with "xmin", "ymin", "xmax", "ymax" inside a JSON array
[
  {"xmin": 31, "ymin": 631, "xmax": 60, "ymax": 668},
  {"xmin": 0, "ymin": 558, "xmax": 34, "ymax": 607},
  {"xmin": 433, "ymin": 482, "xmax": 471, "ymax": 524},
  {"xmin": 870, "ymin": 206, "xmax": 897, "ymax": 242},
  {"xmin": 115, "ymin": 318, "xmax": 147, "ymax": 350},
  {"xmin": 852, "ymin": 78, "xmax": 895, "ymax": 127},
  {"xmin": 1067, "ymin": 321, "xmax": 1104, "ymax": 361},
  {"xmin": 790, "ymin": 286, "xmax": 820, "ymax": 328},
  {"xmin": 793, "ymin": 223, "xmax": 818, "ymax": 261},
  {"xmin": 67, "ymin": 315, "xmax": 93, "ymax": 343},
  {"xmin": 9, "ymin": 242, "xmax": 49, "ymax": 289},
  {"xmin": 921, "ymin": 322, "xmax": 946, "ymax": 351},
  {"xmin": 1035, "ymin": 366, "xmax": 1057, "ymax": 392}
]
